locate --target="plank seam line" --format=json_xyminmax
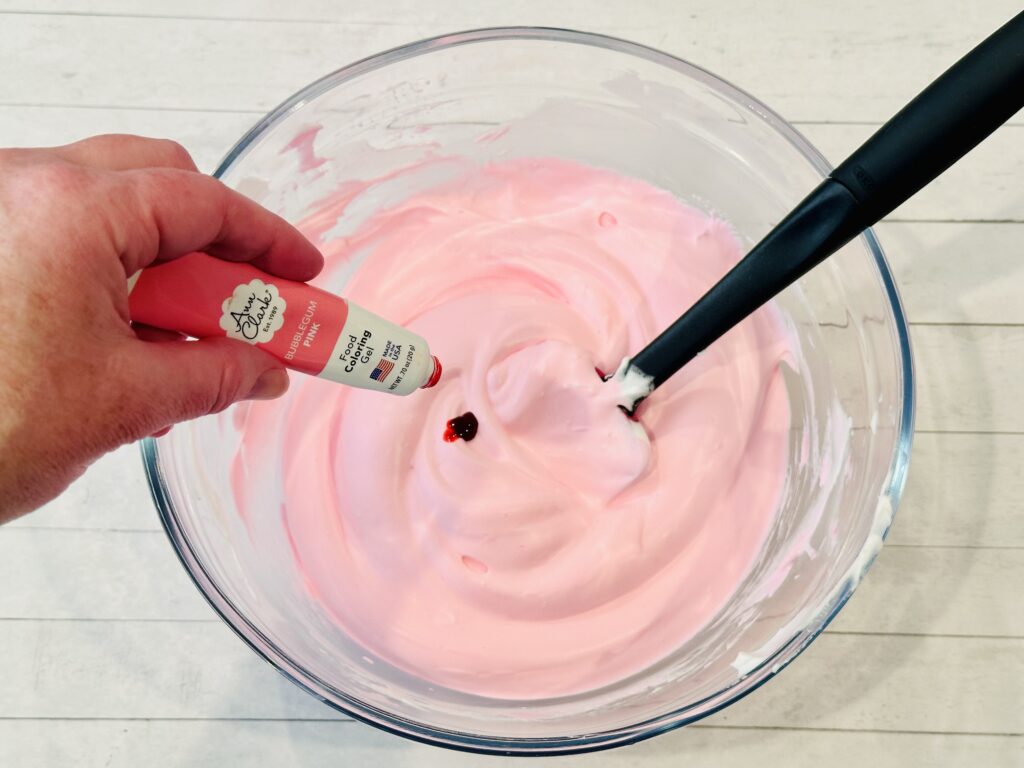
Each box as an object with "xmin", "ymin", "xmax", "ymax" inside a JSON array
[
  {"xmin": 908, "ymin": 321, "xmax": 1024, "ymax": 327},
  {"xmin": 2, "ymin": 617, "xmax": 1022, "ymax": 641},
  {"xmin": 1, "ymin": 103, "xmax": 1022, "ymax": 136},
  {"xmin": 0, "ymin": 101, "xmax": 265, "ymax": 115},
  {"xmin": 915, "ymin": 429, "xmax": 1024, "ymax": 435},
  {"xmin": 0, "ymin": 9, "xmax": 412, "ymax": 24},
  {"xmin": 0, "ymin": 717, "xmax": 1019, "ymax": 737}
]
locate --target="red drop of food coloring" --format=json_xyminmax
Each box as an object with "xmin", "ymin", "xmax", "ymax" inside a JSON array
[{"xmin": 443, "ymin": 412, "xmax": 479, "ymax": 442}]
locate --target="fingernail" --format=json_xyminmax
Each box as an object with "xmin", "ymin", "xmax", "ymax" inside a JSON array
[
  {"xmin": 150, "ymin": 426, "xmax": 173, "ymax": 438},
  {"xmin": 246, "ymin": 369, "xmax": 289, "ymax": 401}
]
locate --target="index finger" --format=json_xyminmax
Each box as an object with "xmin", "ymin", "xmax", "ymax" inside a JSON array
[{"xmin": 112, "ymin": 168, "xmax": 324, "ymax": 281}]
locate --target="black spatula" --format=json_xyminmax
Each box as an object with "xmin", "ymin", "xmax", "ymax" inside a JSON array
[{"xmin": 621, "ymin": 11, "xmax": 1024, "ymax": 412}]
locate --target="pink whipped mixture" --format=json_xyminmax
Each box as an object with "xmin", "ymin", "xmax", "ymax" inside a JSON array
[{"xmin": 231, "ymin": 158, "xmax": 794, "ymax": 698}]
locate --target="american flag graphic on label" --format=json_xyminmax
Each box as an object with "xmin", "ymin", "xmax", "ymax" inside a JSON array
[{"xmin": 370, "ymin": 358, "xmax": 395, "ymax": 382}]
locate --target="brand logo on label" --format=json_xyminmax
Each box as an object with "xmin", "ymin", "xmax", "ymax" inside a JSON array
[{"xmin": 219, "ymin": 279, "xmax": 286, "ymax": 344}]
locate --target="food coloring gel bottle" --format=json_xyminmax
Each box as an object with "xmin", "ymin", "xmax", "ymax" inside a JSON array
[{"xmin": 128, "ymin": 253, "xmax": 442, "ymax": 394}]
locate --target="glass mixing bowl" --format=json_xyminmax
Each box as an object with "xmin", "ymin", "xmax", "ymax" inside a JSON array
[{"xmin": 143, "ymin": 28, "xmax": 914, "ymax": 755}]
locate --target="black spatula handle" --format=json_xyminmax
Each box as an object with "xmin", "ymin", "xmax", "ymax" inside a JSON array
[
  {"xmin": 833, "ymin": 10, "xmax": 1024, "ymax": 223},
  {"xmin": 628, "ymin": 11, "xmax": 1024, "ymax": 395}
]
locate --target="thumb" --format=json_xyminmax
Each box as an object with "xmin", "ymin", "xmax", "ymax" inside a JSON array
[{"xmin": 119, "ymin": 337, "xmax": 289, "ymax": 436}]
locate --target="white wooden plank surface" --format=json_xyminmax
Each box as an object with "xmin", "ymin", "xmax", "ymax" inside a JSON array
[
  {"xmin": 894, "ymin": 433, "xmax": 1024, "ymax": 548},
  {"xmin": 879, "ymin": 223, "xmax": 1024, "ymax": 323},
  {"xmin": 915, "ymin": 325, "xmax": 1024, "ymax": 433},
  {"xmin": 1, "ymin": 1, "xmax": 1022, "ymax": 766},
  {"xmin": 1, "ymin": 621, "xmax": 1020, "ymax": 734},
  {"xmin": 0, "ymin": 722, "xmax": 1019, "ymax": 768},
  {"xmin": 0, "ymin": 1, "xmax": 1022, "ymax": 124}
]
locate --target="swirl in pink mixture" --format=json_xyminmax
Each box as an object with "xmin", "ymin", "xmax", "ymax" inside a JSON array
[{"xmin": 231, "ymin": 158, "xmax": 793, "ymax": 698}]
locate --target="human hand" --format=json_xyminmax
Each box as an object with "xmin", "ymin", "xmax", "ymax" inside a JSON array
[{"xmin": 0, "ymin": 135, "xmax": 323, "ymax": 522}]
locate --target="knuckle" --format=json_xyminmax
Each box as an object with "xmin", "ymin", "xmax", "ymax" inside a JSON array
[
  {"xmin": 154, "ymin": 139, "xmax": 197, "ymax": 171},
  {"xmin": 85, "ymin": 134, "xmax": 196, "ymax": 167},
  {"xmin": 71, "ymin": 134, "xmax": 197, "ymax": 171},
  {"xmin": 72, "ymin": 133, "xmax": 125, "ymax": 153}
]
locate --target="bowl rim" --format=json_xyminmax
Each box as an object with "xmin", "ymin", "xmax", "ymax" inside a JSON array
[{"xmin": 143, "ymin": 25, "xmax": 916, "ymax": 756}]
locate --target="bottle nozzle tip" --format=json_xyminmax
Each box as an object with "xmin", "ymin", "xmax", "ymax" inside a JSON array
[{"xmin": 422, "ymin": 355, "xmax": 443, "ymax": 389}]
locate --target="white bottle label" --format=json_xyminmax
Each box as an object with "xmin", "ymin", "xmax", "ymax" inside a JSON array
[{"xmin": 321, "ymin": 303, "xmax": 433, "ymax": 395}]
